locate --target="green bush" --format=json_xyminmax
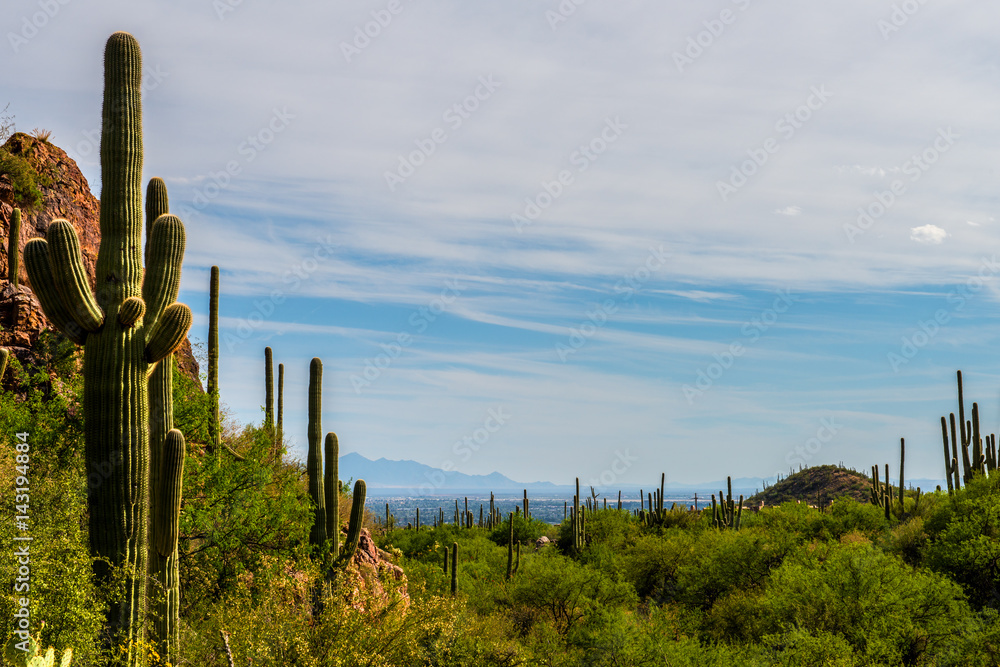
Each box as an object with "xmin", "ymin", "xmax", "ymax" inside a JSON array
[
  {"xmin": 923, "ymin": 474, "xmax": 1000, "ymax": 609},
  {"xmin": 488, "ymin": 511, "xmax": 548, "ymax": 547},
  {"xmin": 0, "ymin": 143, "xmax": 48, "ymax": 211},
  {"xmin": 753, "ymin": 541, "xmax": 972, "ymax": 664}
]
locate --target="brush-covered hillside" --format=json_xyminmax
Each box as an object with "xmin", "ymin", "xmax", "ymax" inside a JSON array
[{"xmin": 745, "ymin": 464, "xmax": 872, "ymax": 507}]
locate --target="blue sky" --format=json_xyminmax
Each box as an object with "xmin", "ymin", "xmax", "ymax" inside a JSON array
[{"xmin": 5, "ymin": 0, "xmax": 1000, "ymax": 487}]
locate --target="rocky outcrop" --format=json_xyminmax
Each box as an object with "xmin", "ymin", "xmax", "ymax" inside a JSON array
[
  {"xmin": 0, "ymin": 133, "xmax": 200, "ymax": 386},
  {"xmin": 342, "ymin": 528, "xmax": 409, "ymax": 612}
]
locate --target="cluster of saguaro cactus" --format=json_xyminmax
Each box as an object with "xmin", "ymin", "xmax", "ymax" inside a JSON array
[
  {"xmin": 871, "ymin": 437, "xmax": 921, "ymax": 519},
  {"xmin": 8, "ymin": 207, "xmax": 20, "ymax": 288},
  {"xmin": 638, "ymin": 473, "xmax": 667, "ymax": 527},
  {"xmin": 940, "ymin": 371, "xmax": 998, "ymax": 493},
  {"xmin": 712, "ymin": 477, "xmax": 743, "ymax": 530},
  {"xmin": 304, "ymin": 357, "xmax": 366, "ymax": 566},
  {"xmin": 870, "ymin": 463, "xmax": 894, "ymax": 520},
  {"xmin": 23, "ymin": 32, "xmax": 193, "ymax": 663}
]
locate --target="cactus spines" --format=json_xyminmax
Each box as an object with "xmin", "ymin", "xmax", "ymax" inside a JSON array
[
  {"xmin": 264, "ymin": 346, "xmax": 274, "ymax": 432},
  {"xmin": 308, "ymin": 358, "xmax": 326, "ymax": 547},
  {"xmin": 208, "ymin": 265, "xmax": 221, "ymax": 450},
  {"xmin": 20, "ymin": 32, "xmax": 193, "ymax": 657},
  {"xmin": 443, "ymin": 545, "xmax": 449, "ymax": 573},
  {"xmin": 8, "ymin": 207, "xmax": 20, "ymax": 288},
  {"xmin": 337, "ymin": 479, "xmax": 366, "ymax": 566},
  {"xmin": 324, "ymin": 432, "xmax": 340, "ymax": 557},
  {"xmin": 451, "ymin": 542, "xmax": 459, "ymax": 595},
  {"xmin": 150, "ymin": 429, "xmax": 185, "ymax": 663}
]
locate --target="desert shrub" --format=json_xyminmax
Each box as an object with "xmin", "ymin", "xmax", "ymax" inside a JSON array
[
  {"xmin": 672, "ymin": 527, "xmax": 795, "ymax": 610},
  {"xmin": 0, "ymin": 140, "xmax": 48, "ymax": 211},
  {"xmin": 749, "ymin": 497, "xmax": 888, "ymax": 542},
  {"xmin": 179, "ymin": 423, "xmax": 312, "ymax": 618},
  {"xmin": 506, "ymin": 548, "xmax": 636, "ymax": 637},
  {"xmin": 923, "ymin": 474, "xmax": 1000, "ymax": 609},
  {"xmin": 488, "ymin": 511, "xmax": 549, "ymax": 547},
  {"xmin": 753, "ymin": 541, "xmax": 973, "ymax": 664},
  {"xmin": 0, "ymin": 450, "xmax": 102, "ymax": 664}
]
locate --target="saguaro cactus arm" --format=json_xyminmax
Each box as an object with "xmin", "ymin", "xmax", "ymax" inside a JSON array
[
  {"xmin": 23, "ymin": 240, "xmax": 87, "ymax": 345},
  {"xmin": 142, "ymin": 214, "xmax": 185, "ymax": 328},
  {"xmin": 337, "ymin": 479, "xmax": 366, "ymax": 566},
  {"xmin": 45, "ymin": 220, "xmax": 104, "ymax": 332},
  {"xmin": 145, "ymin": 303, "xmax": 193, "ymax": 364}
]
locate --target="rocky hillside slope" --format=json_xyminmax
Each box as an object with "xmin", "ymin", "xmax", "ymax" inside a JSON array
[
  {"xmin": 0, "ymin": 132, "xmax": 200, "ymax": 385},
  {"xmin": 744, "ymin": 464, "xmax": 873, "ymax": 507}
]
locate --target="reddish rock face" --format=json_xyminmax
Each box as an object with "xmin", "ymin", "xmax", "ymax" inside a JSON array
[
  {"xmin": 0, "ymin": 132, "xmax": 200, "ymax": 386},
  {"xmin": 343, "ymin": 528, "xmax": 409, "ymax": 612}
]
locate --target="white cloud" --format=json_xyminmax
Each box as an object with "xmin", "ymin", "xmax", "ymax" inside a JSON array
[
  {"xmin": 910, "ymin": 224, "xmax": 948, "ymax": 245},
  {"xmin": 774, "ymin": 206, "xmax": 801, "ymax": 216}
]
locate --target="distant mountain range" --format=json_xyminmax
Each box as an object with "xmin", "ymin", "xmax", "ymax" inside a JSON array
[
  {"xmin": 339, "ymin": 453, "xmax": 946, "ymax": 498},
  {"xmin": 338, "ymin": 452, "xmax": 559, "ymax": 496}
]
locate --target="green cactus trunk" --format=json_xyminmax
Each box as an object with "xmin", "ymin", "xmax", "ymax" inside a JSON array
[
  {"xmin": 506, "ymin": 513, "xmax": 514, "ymax": 580},
  {"xmin": 144, "ymin": 176, "xmax": 185, "ymax": 663},
  {"xmin": 325, "ymin": 432, "xmax": 340, "ymax": 557},
  {"xmin": 23, "ymin": 32, "xmax": 192, "ymax": 665},
  {"xmin": 149, "ymin": 429, "xmax": 185, "ymax": 664},
  {"xmin": 899, "ymin": 438, "xmax": 905, "ymax": 513},
  {"xmin": 276, "ymin": 362, "xmax": 284, "ymax": 448},
  {"xmin": 451, "ymin": 542, "xmax": 459, "ymax": 595},
  {"xmin": 337, "ymin": 480, "xmax": 366, "ymax": 565},
  {"xmin": 308, "ymin": 358, "xmax": 326, "ymax": 547},
  {"xmin": 264, "ymin": 346, "xmax": 274, "ymax": 433},
  {"xmin": 207, "ymin": 265, "xmax": 220, "ymax": 451},
  {"xmin": 8, "ymin": 208, "xmax": 20, "ymax": 288}
]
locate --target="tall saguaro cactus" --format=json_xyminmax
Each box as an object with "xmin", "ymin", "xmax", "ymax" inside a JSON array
[
  {"xmin": 277, "ymin": 362, "xmax": 284, "ymax": 447},
  {"xmin": 324, "ymin": 432, "xmax": 340, "ymax": 558},
  {"xmin": 264, "ymin": 346, "xmax": 274, "ymax": 433},
  {"xmin": 8, "ymin": 207, "xmax": 20, "ymax": 288},
  {"xmin": 308, "ymin": 358, "xmax": 327, "ymax": 547},
  {"xmin": 22, "ymin": 32, "xmax": 192, "ymax": 663},
  {"xmin": 207, "ymin": 265, "xmax": 220, "ymax": 450},
  {"xmin": 144, "ymin": 175, "xmax": 185, "ymax": 663}
]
